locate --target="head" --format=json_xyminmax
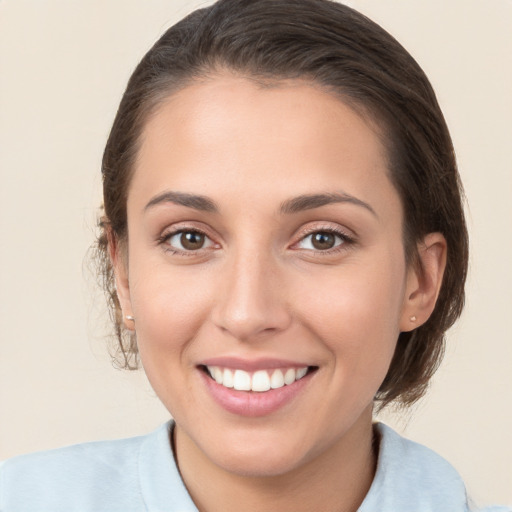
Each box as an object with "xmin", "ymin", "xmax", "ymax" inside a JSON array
[{"xmin": 97, "ymin": 0, "xmax": 467, "ymax": 417}]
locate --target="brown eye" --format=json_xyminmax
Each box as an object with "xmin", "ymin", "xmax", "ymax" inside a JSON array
[
  {"xmin": 311, "ymin": 232, "xmax": 336, "ymax": 250},
  {"xmin": 166, "ymin": 230, "xmax": 214, "ymax": 251},
  {"xmin": 296, "ymin": 230, "xmax": 345, "ymax": 251},
  {"xmin": 180, "ymin": 231, "xmax": 205, "ymax": 250}
]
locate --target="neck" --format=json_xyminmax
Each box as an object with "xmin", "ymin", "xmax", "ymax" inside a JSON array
[{"xmin": 174, "ymin": 408, "xmax": 377, "ymax": 512}]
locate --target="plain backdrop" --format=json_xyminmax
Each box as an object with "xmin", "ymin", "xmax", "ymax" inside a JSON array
[{"xmin": 0, "ymin": 0, "xmax": 511, "ymax": 507}]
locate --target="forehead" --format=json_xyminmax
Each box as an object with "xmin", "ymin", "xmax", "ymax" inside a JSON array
[{"xmin": 131, "ymin": 74, "xmax": 400, "ymax": 222}]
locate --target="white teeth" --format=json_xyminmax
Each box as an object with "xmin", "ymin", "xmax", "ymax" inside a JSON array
[
  {"xmin": 213, "ymin": 367, "xmax": 223, "ymax": 384},
  {"xmin": 206, "ymin": 366, "xmax": 309, "ymax": 392},
  {"xmin": 270, "ymin": 369, "xmax": 285, "ymax": 389},
  {"xmin": 223, "ymin": 368, "xmax": 234, "ymax": 388},
  {"xmin": 296, "ymin": 367, "xmax": 308, "ymax": 380},
  {"xmin": 284, "ymin": 368, "xmax": 296, "ymax": 385},
  {"xmin": 252, "ymin": 370, "xmax": 271, "ymax": 392},
  {"xmin": 233, "ymin": 369, "xmax": 251, "ymax": 391}
]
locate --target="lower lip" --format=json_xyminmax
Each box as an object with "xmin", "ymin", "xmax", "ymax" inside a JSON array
[{"xmin": 200, "ymin": 369, "xmax": 313, "ymax": 417}]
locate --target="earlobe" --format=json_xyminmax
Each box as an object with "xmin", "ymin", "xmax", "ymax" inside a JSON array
[
  {"xmin": 107, "ymin": 228, "xmax": 135, "ymax": 331},
  {"xmin": 400, "ymin": 232, "xmax": 447, "ymax": 332}
]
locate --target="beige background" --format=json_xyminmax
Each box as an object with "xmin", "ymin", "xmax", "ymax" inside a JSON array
[{"xmin": 0, "ymin": 0, "xmax": 510, "ymax": 506}]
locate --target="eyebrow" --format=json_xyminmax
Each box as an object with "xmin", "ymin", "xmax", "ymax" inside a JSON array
[
  {"xmin": 280, "ymin": 192, "xmax": 377, "ymax": 217},
  {"xmin": 144, "ymin": 190, "xmax": 376, "ymax": 217},
  {"xmin": 144, "ymin": 191, "xmax": 218, "ymax": 213}
]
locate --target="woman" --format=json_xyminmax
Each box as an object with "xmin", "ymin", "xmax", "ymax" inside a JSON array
[{"xmin": 0, "ymin": 1, "xmax": 508, "ymax": 511}]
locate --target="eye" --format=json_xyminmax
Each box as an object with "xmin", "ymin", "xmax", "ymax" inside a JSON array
[
  {"xmin": 296, "ymin": 230, "xmax": 346, "ymax": 251},
  {"xmin": 165, "ymin": 230, "xmax": 215, "ymax": 251}
]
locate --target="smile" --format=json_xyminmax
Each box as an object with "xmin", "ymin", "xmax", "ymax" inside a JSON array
[{"xmin": 205, "ymin": 366, "xmax": 310, "ymax": 392}]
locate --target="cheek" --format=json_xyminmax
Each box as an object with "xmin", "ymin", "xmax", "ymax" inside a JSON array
[
  {"xmin": 292, "ymin": 258, "xmax": 405, "ymax": 370},
  {"xmin": 128, "ymin": 261, "xmax": 214, "ymax": 363}
]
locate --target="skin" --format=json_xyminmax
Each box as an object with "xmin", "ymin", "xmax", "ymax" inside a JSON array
[{"xmin": 114, "ymin": 74, "xmax": 446, "ymax": 512}]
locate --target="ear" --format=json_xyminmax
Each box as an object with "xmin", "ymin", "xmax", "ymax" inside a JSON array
[
  {"xmin": 107, "ymin": 228, "xmax": 135, "ymax": 331},
  {"xmin": 400, "ymin": 232, "xmax": 447, "ymax": 332}
]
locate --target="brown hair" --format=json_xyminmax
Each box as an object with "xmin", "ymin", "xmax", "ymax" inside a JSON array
[{"xmin": 97, "ymin": 0, "xmax": 468, "ymax": 408}]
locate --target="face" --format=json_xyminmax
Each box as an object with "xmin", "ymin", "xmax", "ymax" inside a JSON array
[{"xmin": 116, "ymin": 75, "xmax": 419, "ymax": 477}]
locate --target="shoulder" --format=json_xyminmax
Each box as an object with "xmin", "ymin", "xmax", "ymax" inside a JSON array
[
  {"xmin": 2, "ymin": 429, "xmax": 146, "ymax": 471},
  {"xmin": 375, "ymin": 422, "xmax": 465, "ymax": 490},
  {"xmin": 360, "ymin": 423, "xmax": 511, "ymax": 512},
  {"xmin": 0, "ymin": 422, "xmax": 176, "ymax": 512}
]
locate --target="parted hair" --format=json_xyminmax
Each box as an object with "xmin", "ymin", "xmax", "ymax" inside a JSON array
[{"xmin": 96, "ymin": 0, "xmax": 468, "ymax": 408}]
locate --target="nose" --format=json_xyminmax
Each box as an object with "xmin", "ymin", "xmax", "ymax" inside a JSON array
[{"xmin": 211, "ymin": 249, "xmax": 292, "ymax": 341}]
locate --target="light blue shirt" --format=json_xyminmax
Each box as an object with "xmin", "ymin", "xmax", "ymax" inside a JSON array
[{"xmin": 0, "ymin": 422, "xmax": 509, "ymax": 512}]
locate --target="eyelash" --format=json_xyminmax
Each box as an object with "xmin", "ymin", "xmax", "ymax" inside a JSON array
[
  {"xmin": 292, "ymin": 226, "xmax": 356, "ymax": 255},
  {"xmin": 157, "ymin": 228, "xmax": 215, "ymax": 256},
  {"xmin": 157, "ymin": 226, "xmax": 356, "ymax": 256}
]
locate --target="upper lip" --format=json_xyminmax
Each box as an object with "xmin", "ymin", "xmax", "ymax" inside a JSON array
[{"xmin": 199, "ymin": 356, "xmax": 314, "ymax": 372}]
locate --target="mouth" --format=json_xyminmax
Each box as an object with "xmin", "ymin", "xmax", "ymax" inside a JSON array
[{"xmin": 200, "ymin": 365, "xmax": 317, "ymax": 393}]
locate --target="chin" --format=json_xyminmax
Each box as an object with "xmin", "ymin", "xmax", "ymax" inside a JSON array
[{"xmin": 211, "ymin": 447, "xmax": 309, "ymax": 478}]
